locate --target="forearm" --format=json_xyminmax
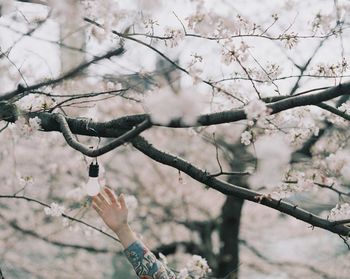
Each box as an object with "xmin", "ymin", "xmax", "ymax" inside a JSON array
[
  {"xmin": 116, "ymin": 224, "xmax": 176, "ymax": 278},
  {"xmin": 93, "ymin": 188, "xmax": 175, "ymax": 278},
  {"xmin": 113, "ymin": 223, "xmax": 137, "ymax": 249},
  {"xmin": 123, "ymin": 238, "xmax": 176, "ymax": 279}
]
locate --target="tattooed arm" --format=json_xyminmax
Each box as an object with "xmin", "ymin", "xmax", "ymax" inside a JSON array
[{"xmin": 92, "ymin": 188, "xmax": 176, "ymax": 279}]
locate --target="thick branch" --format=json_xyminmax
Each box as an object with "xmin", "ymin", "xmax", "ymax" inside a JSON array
[
  {"xmin": 2, "ymin": 82, "xmax": 349, "ymax": 135},
  {"xmin": 54, "ymin": 113, "xmax": 151, "ymax": 157},
  {"xmin": 131, "ymin": 136, "xmax": 350, "ymax": 236},
  {"xmin": 317, "ymin": 103, "xmax": 350, "ymax": 121},
  {"xmin": 180, "ymin": 82, "xmax": 349, "ymax": 127}
]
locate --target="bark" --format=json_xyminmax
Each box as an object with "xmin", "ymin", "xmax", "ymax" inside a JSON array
[
  {"xmin": 217, "ymin": 196, "xmax": 243, "ymax": 278},
  {"xmin": 216, "ymin": 142, "xmax": 254, "ymax": 278}
]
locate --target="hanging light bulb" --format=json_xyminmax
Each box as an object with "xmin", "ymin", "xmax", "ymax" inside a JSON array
[{"xmin": 86, "ymin": 162, "xmax": 101, "ymax": 196}]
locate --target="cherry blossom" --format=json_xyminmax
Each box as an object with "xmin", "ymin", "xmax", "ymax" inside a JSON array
[{"xmin": 44, "ymin": 202, "xmax": 65, "ymax": 217}]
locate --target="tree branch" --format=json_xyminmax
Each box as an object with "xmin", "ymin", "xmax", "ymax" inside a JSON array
[
  {"xmin": 0, "ymin": 47, "xmax": 125, "ymax": 102},
  {"xmin": 131, "ymin": 136, "xmax": 350, "ymax": 236},
  {"xmin": 317, "ymin": 103, "xmax": 350, "ymax": 121},
  {"xmin": 54, "ymin": 113, "xmax": 151, "ymax": 157},
  {"xmin": 0, "ymin": 195, "xmax": 120, "ymax": 242},
  {"xmin": 2, "ymin": 81, "xmax": 349, "ymax": 134},
  {"xmin": 5, "ymin": 218, "xmax": 114, "ymax": 254}
]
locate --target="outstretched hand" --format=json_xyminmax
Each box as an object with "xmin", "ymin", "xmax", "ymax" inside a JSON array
[{"xmin": 92, "ymin": 187, "xmax": 128, "ymax": 234}]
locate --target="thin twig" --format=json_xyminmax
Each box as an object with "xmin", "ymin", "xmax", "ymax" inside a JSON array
[{"xmin": 0, "ymin": 194, "xmax": 119, "ymax": 242}]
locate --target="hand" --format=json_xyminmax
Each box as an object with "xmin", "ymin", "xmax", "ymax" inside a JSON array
[{"xmin": 92, "ymin": 187, "xmax": 128, "ymax": 234}]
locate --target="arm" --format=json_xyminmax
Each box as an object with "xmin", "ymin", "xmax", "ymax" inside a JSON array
[{"xmin": 92, "ymin": 188, "xmax": 176, "ymax": 279}]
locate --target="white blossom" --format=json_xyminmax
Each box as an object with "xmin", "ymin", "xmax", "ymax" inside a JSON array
[
  {"xmin": 326, "ymin": 150, "xmax": 350, "ymax": 178},
  {"xmin": 164, "ymin": 28, "xmax": 184, "ymax": 48},
  {"xmin": 44, "ymin": 203, "xmax": 65, "ymax": 217},
  {"xmin": 254, "ymin": 62, "xmax": 282, "ymax": 83},
  {"xmin": 311, "ymin": 12, "xmax": 335, "ymax": 33},
  {"xmin": 244, "ymin": 99, "xmax": 268, "ymax": 120},
  {"xmin": 16, "ymin": 94, "xmax": 56, "ymax": 111},
  {"xmin": 10, "ymin": 117, "xmax": 41, "ymax": 138},
  {"xmin": 249, "ymin": 134, "xmax": 292, "ymax": 189},
  {"xmin": 29, "ymin": 117, "xmax": 42, "ymax": 130},
  {"xmin": 186, "ymin": 12, "xmax": 210, "ymax": 34},
  {"xmin": 178, "ymin": 268, "xmax": 190, "ymax": 279},
  {"xmin": 241, "ymin": 130, "xmax": 253, "ymax": 145},
  {"xmin": 221, "ymin": 41, "xmax": 249, "ymax": 65},
  {"xmin": 188, "ymin": 53, "xmax": 203, "ymax": 67},
  {"xmin": 338, "ymin": 102, "xmax": 350, "ymax": 115},
  {"xmin": 328, "ymin": 203, "xmax": 350, "ymax": 221},
  {"xmin": 144, "ymin": 88, "xmax": 205, "ymax": 125},
  {"xmin": 312, "ymin": 59, "xmax": 348, "ymax": 77},
  {"xmin": 186, "ymin": 255, "xmax": 212, "ymax": 278},
  {"xmin": 280, "ymin": 32, "xmax": 298, "ymax": 49},
  {"xmin": 18, "ymin": 175, "xmax": 34, "ymax": 188}
]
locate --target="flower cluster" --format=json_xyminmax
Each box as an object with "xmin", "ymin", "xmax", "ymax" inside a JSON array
[
  {"xmin": 178, "ymin": 255, "xmax": 212, "ymax": 279},
  {"xmin": 10, "ymin": 117, "xmax": 42, "ymax": 139},
  {"xmin": 338, "ymin": 102, "xmax": 350, "ymax": 115},
  {"xmin": 188, "ymin": 53, "xmax": 203, "ymax": 68},
  {"xmin": 276, "ymin": 171, "xmax": 314, "ymax": 198},
  {"xmin": 143, "ymin": 17, "xmax": 159, "ymax": 34},
  {"xmin": 241, "ymin": 130, "xmax": 253, "ymax": 145},
  {"xmin": 249, "ymin": 134, "xmax": 292, "ymax": 189},
  {"xmin": 186, "ymin": 11, "xmax": 206, "ymax": 33},
  {"xmin": 328, "ymin": 203, "xmax": 350, "ymax": 221},
  {"xmin": 279, "ymin": 32, "xmax": 298, "ymax": 49},
  {"xmin": 252, "ymin": 62, "xmax": 282, "ymax": 84},
  {"xmin": 164, "ymin": 28, "xmax": 184, "ymax": 48},
  {"xmin": 221, "ymin": 41, "xmax": 249, "ymax": 65},
  {"xmin": 44, "ymin": 202, "xmax": 65, "ymax": 217},
  {"xmin": 18, "ymin": 175, "xmax": 34, "ymax": 188},
  {"xmin": 312, "ymin": 58, "xmax": 348, "ymax": 77},
  {"xmin": 244, "ymin": 99, "xmax": 269, "ymax": 121},
  {"xmin": 16, "ymin": 94, "xmax": 56, "ymax": 111},
  {"xmin": 325, "ymin": 150, "xmax": 350, "ymax": 181},
  {"xmin": 311, "ymin": 12, "xmax": 335, "ymax": 34},
  {"xmin": 144, "ymin": 88, "xmax": 205, "ymax": 125}
]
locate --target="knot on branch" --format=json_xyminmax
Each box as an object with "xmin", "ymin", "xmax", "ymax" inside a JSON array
[{"xmin": 0, "ymin": 101, "xmax": 19, "ymax": 122}]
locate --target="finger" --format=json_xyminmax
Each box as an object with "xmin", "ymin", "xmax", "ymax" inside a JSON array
[
  {"xmin": 118, "ymin": 194, "xmax": 127, "ymax": 209},
  {"xmin": 104, "ymin": 187, "xmax": 118, "ymax": 204},
  {"xmin": 92, "ymin": 202, "xmax": 103, "ymax": 215},
  {"xmin": 92, "ymin": 195, "xmax": 101, "ymax": 206},
  {"xmin": 92, "ymin": 196, "xmax": 106, "ymax": 209},
  {"xmin": 97, "ymin": 192, "xmax": 110, "ymax": 206}
]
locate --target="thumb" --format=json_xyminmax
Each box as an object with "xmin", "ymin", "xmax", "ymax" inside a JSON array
[{"xmin": 119, "ymin": 194, "xmax": 127, "ymax": 209}]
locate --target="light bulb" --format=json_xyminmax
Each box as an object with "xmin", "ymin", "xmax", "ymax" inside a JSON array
[
  {"xmin": 86, "ymin": 162, "xmax": 101, "ymax": 196},
  {"xmin": 86, "ymin": 177, "xmax": 101, "ymax": 196}
]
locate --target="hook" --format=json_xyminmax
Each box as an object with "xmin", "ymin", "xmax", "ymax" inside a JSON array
[{"xmin": 86, "ymin": 118, "xmax": 101, "ymax": 163}]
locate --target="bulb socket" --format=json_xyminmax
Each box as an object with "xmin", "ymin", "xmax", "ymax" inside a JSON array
[{"xmin": 89, "ymin": 162, "xmax": 99, "ymax": 177}]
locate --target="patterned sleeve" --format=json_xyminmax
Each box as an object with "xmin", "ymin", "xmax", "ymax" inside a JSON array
[{"xmin": 124, "ymin": 240, "xmax": 176, "ymax": 279}]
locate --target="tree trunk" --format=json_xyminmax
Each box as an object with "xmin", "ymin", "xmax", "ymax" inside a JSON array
[
  {"xmin": 217, "ymin": 195, "xmax": 244, "ymax": 278},
  {"xmin": 216, "ymin": 142, "xmax": 254, "ymax": 278}
]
